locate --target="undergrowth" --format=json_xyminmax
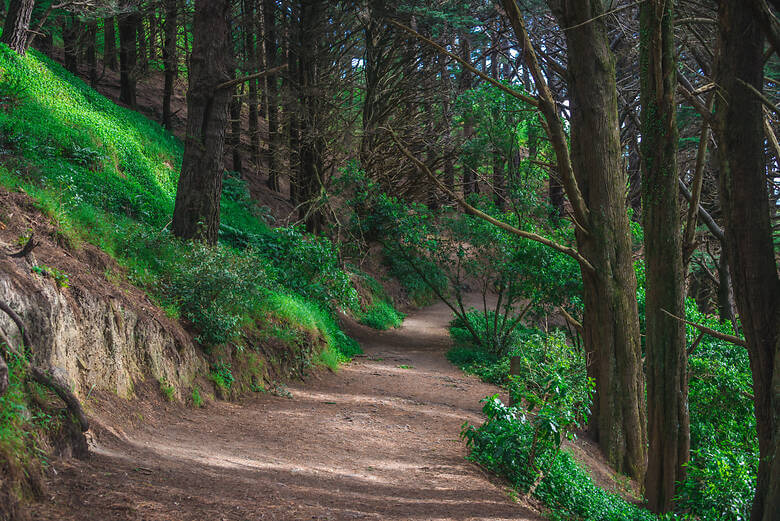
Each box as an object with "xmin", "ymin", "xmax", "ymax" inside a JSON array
[{"xmin": 0, "ymin": 44, "xmax": 407, "ymax": 378}]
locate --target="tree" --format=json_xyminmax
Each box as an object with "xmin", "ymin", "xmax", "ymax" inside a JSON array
[
  {"xmin": 537, "ymin": 0, "xmax": 647, "ymax": 481},
  {"xmin": 118, "ymin": 6, "xmax": 139, "ymax": 106},
  {"xmin": 1, "ymin": 0, "xmax": 35, "ymax": 55},
  {"xmin": 161, "ymin": 0, "xmax": 177, "ymax": 129},
  {"xmin": 171, "ymin": 0, "xmax": 233, "ymax": 244},
  {"xmin": 639, "ymin": 0, "xmax": 688, "ymax": 512},
  {"xmin": 714, "ymin": 2, "xmax": 780, "ymax": 520}
]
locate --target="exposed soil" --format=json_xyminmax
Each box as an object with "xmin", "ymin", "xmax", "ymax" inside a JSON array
[{"xmin": 30, "ymin": 300, "xmax": 547, "ymax": 521}]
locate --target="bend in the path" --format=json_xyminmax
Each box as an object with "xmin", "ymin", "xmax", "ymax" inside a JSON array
[{"xmin": 33, "ymin": 300, "xmax": 543, "ymax": 521}]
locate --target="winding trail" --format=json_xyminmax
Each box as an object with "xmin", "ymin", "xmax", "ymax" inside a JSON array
[{"xmin": 34, "ymin": 301, "xmax": 543, "ymax": 520}]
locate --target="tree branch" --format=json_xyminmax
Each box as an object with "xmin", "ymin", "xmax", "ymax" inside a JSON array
[
  {"xmin": 215, "ymin": 64, "xmax": 288, "ymax": 91},
  {"xmin": 661, "ymin": 308, "xmax": 747, "ymax": 347},
  {"xmin": 387, "ymin": 129, "xmax": 596, "ymax": 273}
]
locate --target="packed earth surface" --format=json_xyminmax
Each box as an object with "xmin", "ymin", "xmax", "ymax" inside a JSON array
[{"xmin": 31, "ymin": 301, "xmax": 547, "ymax": 521}]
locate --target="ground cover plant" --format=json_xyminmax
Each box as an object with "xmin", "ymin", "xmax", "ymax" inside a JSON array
[{"xmin": 0, "ymin": 45, "xmax": 399, "ymax": 370}]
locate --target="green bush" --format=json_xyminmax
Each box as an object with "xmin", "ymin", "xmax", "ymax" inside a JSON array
[{"xmin": 358, "ymin": 300, "xmax": 404, "ymax": 330}]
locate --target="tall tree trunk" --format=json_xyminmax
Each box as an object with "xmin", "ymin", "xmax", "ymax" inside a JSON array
[
  {"xmin": 640, "ymin": 0, "xmax": 688, "ymax": 512},
  {"xmin": 459, "ymin": 34, "xmax": 477, "ymax": 197},
  {"xmin": 63, "ymin": 15, "xmax": 80, "ymax": 74},
  {"xmin": 1, "ymin": 0, "xmax": 34, "ymax": 55},
  {"xmin": 171, "ymin": 0, "xmax": 233, "ymax": 244},
  {"xmin": 136, "ymin": 12, "xmax": 147, "ymax": 74},
  {"xmin": 241, "ymin": 0, "xmax": 260, "ymax": 182},
  {"xmin": 714, "ymin": 3, "xmax": 780, "ymax": 520},
  {"xmin": 490, "ymin": 26, "xmax": 505, "ymax": 211},
  {"xmin": 230, "ymin": 86, "xmax": 243, "ymax": 174},
  {"xmin": 148, "ymin": 9, "xmax": 158, "ymax": 63},
  {"xmin": 264, "ymin": 0, "xmax": 280, "ymax": 191},
  {"xmin": 297, "ymin": 0, "xmax": 324, "ymax": 233},
  {"xmin": 162, "ymin": 0, "xmax": 178, "ymax": 129},
  {"xmin": 118, "ymin": 10, "xmax": 138, "ymax": 107},
  {"xmin": 717, "ymin": 252, "xmax": 738, "ymax": 330},
  {"xmin": 104, "ymin": 17, "xmax": 118, "ymax": 71},
  {"xmin": 545, "ymin": 0, "xmax": 647, "ymax": 482},
  {"xmin": 86, "ymin": 20, "xmax": 98, "ymax": 86}
]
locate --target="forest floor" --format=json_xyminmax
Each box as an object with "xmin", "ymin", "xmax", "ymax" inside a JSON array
[{"xmin": 30, "ymin": 300, "xmax": 547, "ymax": 521}]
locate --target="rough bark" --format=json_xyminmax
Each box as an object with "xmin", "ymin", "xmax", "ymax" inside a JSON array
[
  {"xmin": 264, "ymin": 0, "xmax": 280, "ymax": 191},
  {"xmin": 162, "ymin": 0, "xmax": 178, "ymax": 130},
  {"xmin": 118, "ymin": 9, "xmax": 139, "ymax": 107},
  {"xmin": 296, "ymin": 0, "xmax": 324, "ymax": 232},
  {"xmin": 62, "ymin": 15, "xmax": 80, "ymax": 74},
  {"xmin": 1, "ymin": 0, "xmax": 34, "ymax": 55},
  {"xmin": 545, "ymin": 0, "xmax": 647, "ymax": 482},
  {"xmin": 640, "ymin": 0, "xmax": 689, "ymax": 512},
  {"xmin": 104, "ymin": 17, "xmax": 118, "ymax": 71},
  {"xmin": 86, "ymin": 20, "xmax": 98, "ymax": 85},
  {"xmin": 230, "ymin": 86, "xmax": 243, "ymax": 173},
  {"xmin": 171, "ymin": 0, "xmax": 233, "ymax": 244},
  {"xmin": 714, "ymin": 3, "xmax": 780, "ymax": 520}
]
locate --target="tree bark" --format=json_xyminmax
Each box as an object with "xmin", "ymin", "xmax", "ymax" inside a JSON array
[
  {"xmin": 118, "ymin": 9, "xmax": 139, "ymax": 107},
  {"xmin": 0, "ymin": 351, "xmax": 8, "ymax": 396},
  {"xmin": 459, "ymin": 34, "xmax": 477, "ymax": 197},
  {"xmin": 104, "ymin": 17, "xmax": 118, "ymax": 71},
  {"xmin": 1, "ymin": 0, "xmax": 34, "ymax": 55},
  {"xmin": 264, "ymin": 0, "xmax": 280, "ymax": 192},
  {"xmin": 171, "ymin": 0, "xmax": 233, "ymax": 244},
  {"xmin": 640, "ymin": 0, "xmax": 689, "ymax": 512},
  {"xmin": 296, "ymin": 0, "xmax": 324, "ymax": 233},
  {"xmin": 86, "ymin": 20, "xmax": 98, "ymax": 86},
  {"xmin": 230, "ymin": 86, "xmax": 243, "ymax": 173},
  {"xmin": 545, "ymin": 0, "xmax": 647, "ymax": 482},
  {"xmin": 63, "ymin": 14, "xmax": 80, "ymax": 74},
  {"xmin": 714, "ymin": 3, "xmax": 780, "ymax": 520},
  {"xmin": 162, "ymin": 0, "xmax": 177, "ymax": 129}
]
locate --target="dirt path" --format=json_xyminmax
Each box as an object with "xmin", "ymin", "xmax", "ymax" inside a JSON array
[{"xmin": 32, "ymin": 301, "xmax": 543, "ymax": 521}]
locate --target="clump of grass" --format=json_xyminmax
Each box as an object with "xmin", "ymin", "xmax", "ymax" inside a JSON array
[
  {"xmin": 191, "ymin": 386, "xmax": 204, "ymax": 408},
  {"xmin": 358, "ymin": 300, "xmax": 404, "ymax": 330},
  {"xmin": 158, "ymin": 378, "xmax": 175, "ymax": 402}
]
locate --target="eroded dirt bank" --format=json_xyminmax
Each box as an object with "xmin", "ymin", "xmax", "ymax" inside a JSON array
[{"xmin": 32, "ymin": 301, "xmax": 543, "ymax": 521}]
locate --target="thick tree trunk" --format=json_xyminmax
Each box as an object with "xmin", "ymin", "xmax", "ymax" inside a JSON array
[
  {"xmin": 717, "ymin": 252, "xmax": 738, "ymax": 330},
  {"xmin": 171, "ymin": 0, "xmax": 233, "ymax": 244},
  {"xmin": 162, "ymin": 0, "xmax": 177, "ymax": 129},
  {"xmin": 264, "ymin": 0, "xmax": 280, "ymax": 192},
  {"xmin": 640, "ymin": 1, "xmax": 689, "ymax": 512},
  {"xmin": 548, "ymin": 0, "xmax": 647, "ymax": 482},
  {"xmin": 296, "ymin": 0, "xmax": 324, "ymax": 233},
  {"xmin": 104, "ymin": 17, "xmax": 118, "ymax": 71},
  {"xmin": 118, "ymin": 11, "xmax": 138, "ymax": 107},
  {"xmin": 1, "ymin": 0, "xmax": 34, "ymax": 55},
  {"xmin": 714, "ymin": 3, "xmax": 780, "ymax": 520}
]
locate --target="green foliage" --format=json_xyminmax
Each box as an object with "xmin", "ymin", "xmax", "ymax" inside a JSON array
[
  {"xmin": 158, "ymin": 378, "xmax": 175, "ymax": 402},
  {"xmin": 0, "ymin": 45, "xmax": 366, "ymax": 376},
  {"xmin": 30, "ymin": 264, "xmax": 69, "ymax": 288},
  {"xmin": 191, "ymin": 386, "xmax": 204, "ymax": 408},
  {"xmin": 462, "ymin": 395, "xmax": 656, "ymax": 521},
  {"xmin": 358, "ymin": 300, "xmax": 404, "ymax": 330},
  {"xmin": 209, "ymin": 362, "xmax": 235, "ymax": 391}
]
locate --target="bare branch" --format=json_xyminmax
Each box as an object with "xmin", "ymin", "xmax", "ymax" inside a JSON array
[{"xmin": 661, "ymin": 308, "xmax": 747, "ymax": 347}]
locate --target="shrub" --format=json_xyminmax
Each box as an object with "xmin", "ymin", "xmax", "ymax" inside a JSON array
[{"xmin": 358, "ymin": 300, "xmax": 404, "ymax": 330}]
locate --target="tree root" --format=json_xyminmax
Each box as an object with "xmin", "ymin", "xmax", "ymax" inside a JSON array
[{"xmin": 0, "ymin": 303, "xmax": 89, "ymax": 431}]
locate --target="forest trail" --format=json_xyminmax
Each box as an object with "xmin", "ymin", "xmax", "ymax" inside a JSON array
[{"xmin": 32, "ymin": 301, "xmax": 543, "ymax": 521}]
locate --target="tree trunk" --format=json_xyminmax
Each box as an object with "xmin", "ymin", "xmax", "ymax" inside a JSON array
[
  {"xmin": 118, "ymin": 10, "xmax": 138, "ymax": 107},
  {"xmin": 63, "ymin": 15, "xmax": 80, "ymax": 74},
  {"xmin": 296, "ymin": 0, "xmax": 324, "ymax": 233},
  {"xmin": 162, "ymin": 0, "xmax": 177, "ymax": 129},
  {"xmin": 136, "ymin": 13, "xmax": 147, "ymax": 74},
  {"xmin": 1, "ymin": 0, "xmax": 34, "ymax": 55},
  {"xmin": 714, "ymin": 3, "xmax": 780, "ymax": 520},
  {"xmin": 547, "ymin": 0, "xmax": 647, "ymax": 482},
  {"xmin": 86, "ymin": 20, "xmax": 98, "ymax": 86},
  {"xmin": 104, "ymin": 17, "xmax": 118, "ymax": 71},
  {"xmin": 717, "ymin": 252, "xmax": 738, "ymax": 330},
  {"xmin": 230, "ymin": 86, "xmax": 243, "ymax": 174},
  {"xmin": 459, "ymin": 34, "xmax": 477, "ymax": 197},
  {"xmin": 640, "ymin": 0, "xmax": 689, "ymax": 512},
  {"xmin": 171, "ymin": 0, "xmax": 233, "ymax": 244},
  {"xmin": 264, "ymin": 0, "xmax": 280, "ymax": 191},
  {"xmin": 0, "ymin": 352, "xmax": 8, "ymax": 397}
]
